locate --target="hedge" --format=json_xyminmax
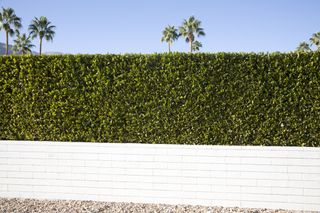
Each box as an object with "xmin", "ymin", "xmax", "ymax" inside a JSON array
[{"xmin": 0, "ymin": 53, "xmax": 319, "ymax": 146}]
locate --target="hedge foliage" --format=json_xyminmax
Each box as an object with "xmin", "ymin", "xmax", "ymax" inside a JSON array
[{"xmin": 0, "ymin": 53, "xmax": 319, "ymax": 146}]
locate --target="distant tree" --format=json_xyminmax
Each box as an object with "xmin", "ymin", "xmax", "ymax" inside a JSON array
[
  {"xmin": 191, "ymin": 40, "xmax": 202, "ymax": 52},
  {"xmin": 29, "ymin": 16, "xmax": 56, "ymax": 55},
  {"xmin": 296, "ymin": 42, "xmax": 311, "ymax": 52},
  {"xmin": 179, "ymin": 16, "xmax": 205, "ymax": 53},
  {"xmin": 0, "ymin": 7, "xmax": 22, "ymax": 55},
  {"xmin": 161, "ymin": 25, "xmax": 179, "ymax": 53},
  {"xmin": 13, "ymin": 31, "xmax": 35, "ymax": 55},
  {"xmin": 309, "ymin": 32, "xmax": 320, "ymax": 50}
]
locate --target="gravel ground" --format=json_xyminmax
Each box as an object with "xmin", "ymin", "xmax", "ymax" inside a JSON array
[{"xmin": 0, "ymin": 198, "xmax": 315, "ymax": 213}]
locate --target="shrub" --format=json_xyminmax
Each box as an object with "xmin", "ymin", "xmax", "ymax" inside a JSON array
[{"xmin": 0, "ymin": 53, "xmax": 319, "ymax": 146}]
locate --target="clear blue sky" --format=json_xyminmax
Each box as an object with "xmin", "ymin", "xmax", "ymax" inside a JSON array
[{"xmin": 1, "ymin": 0, "xmax": 320, "ymax": 54}]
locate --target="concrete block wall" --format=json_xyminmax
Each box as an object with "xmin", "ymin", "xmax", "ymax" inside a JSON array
[{"xmin": 0, "ymin": 141, "xmax": 319, "ymax": 211}]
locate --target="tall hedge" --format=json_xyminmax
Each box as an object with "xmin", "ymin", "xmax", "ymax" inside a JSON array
[{"xmin": 0, "ymin": 53, "xmax": 319, "ymax": 146}]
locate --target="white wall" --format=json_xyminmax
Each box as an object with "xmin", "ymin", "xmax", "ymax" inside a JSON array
[{"xmin": 0, "ymin": 141, "xmax": 319, "ymax": 211}]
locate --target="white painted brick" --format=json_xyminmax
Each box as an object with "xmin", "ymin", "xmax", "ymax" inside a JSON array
[
  {"xmin": 167, "ymin": 147, "xmax": 196, "ymax": 156},
  {"xmin": 303, "ymin": 203, "xmax": 320, "ymax": 211},
  {"xmin": 154, "ymin": 155, "xmax": 181, "ymax": 162},
  {"xmin": 240, "ymin": 172, "xmax": 286, "ymax": 180},
  {"xmin": 234, "ymin": 164, "xmax": 287, "ymax": 173},
  {"xmin": 0, "ymin": 164, "xmax": 20, "ymax": 171},
  {"xmin": 164, "ymin": 176, "xmax": 183, "ymax": 184},
  {"xmin": 62, "ymin": 172, "xmax": 84, "ymax": 180},
  {"xmin": 302, "ymin": 173, "xmax": 320, "ymax": 181},
  {"xmin": 209, "ymin": 164, "xmax": 227, "ymax": 172},
  {"xmin": 19, "ymin": 152, "xmax": 47, "ymax": 159},
  {"xmin": 7, "ymin": 158, "xmax": 26, "ymax": 165},
  {"xmin": 182, "ymin": 170, "xmax": 211, "ymax": 178},
  {"xmin": 59, "ymin": 159, "xmax": 85, "ymax": 167},
  {"xmin": 240, "ymin": 186, "xmax": 271, "ymax": 194},
  {"xmin": 288, "ymin": 195, "xmax": 320, "ymax": 205},
  {"xmin": 287, "ymin": 173, "xmax": 303, "ymax": 180},
  {"xmin": 0, "ymin": 177, "xmax": 27, "ymax": 185},
  {"xmin": 72, "ymin": 153, "xmax": 98, "ymax": 160},
  {"xmin": 196, "ymin": 149, "xmax": 227, "ymax": 157},
  {"xmin": 286, "ymin": 150, "xmax": 320, "ymax": 159},
  {"xmin": 124, "ymin": 182, "xmax": 153, "ymax": 190},
  {"xmin": 153, "ymin": 148, "xmax": 167, "ymax": 155},
  {"xmin": 193, "ymin": 184, "xmax": 212, "ymax": 192},
  {"xmin": 57, "ymin": 152, "xmax": 73, "ymax": 160},
  {"xmin": 98, "ymin": 154, "xmax": 112, "ymax": 161},
  {"xmin": 288, "ymin": 158, "xmax": 320, "ymax": 166},
  {"xmin": 0, "ymin": 184, "xmax": 7, "ymax": 192},
  {"xmin": 256, "ymin": 179, "xmax": 288, "ymax": 187},
  {"xmin": 271, "ymin": 187, "xmax": 303, "ymax": 195},
  {"xmin": 226, "ymin": 178, "xmax": 256, "ymax": 187},
  {"xmin": 287, "ymin": 180, "xmax": 320, "ymax": 189},
  {"xmin": 7, "ymin": 184, "xmax": 33, "ymax": 192},
  {"xmin": 21, "ymin": 165, "xmax": 46, "ymax": 172},
  {"xmin": 154, "ymin": 183, "xmax": 181, "ymax": 191},
  {"xmin": 182, "ymin": 156, "xmax": 224, "ymax": 164},
  {"xmin": 7, "ymin": 171, "xmax": 32, "ymax": 178},
  {"xmin": 304, "ymin": 188, "xmax": 320, "ymax": 196},
  {"xmin": 288, "ymin": 165, "xmax": 320, "ymax": 174},
  {"xmin": 44, "ymin": 159, "xmax": 59, "ymax": 166},
  {"xmin": 270, "ymin": 158, "xmax": 288, "ymax": 165},
  {"xmin": 153, "ymin": 169, "xmax": 181, "ymax": 177},
  {"xmin": 1, "ymin": 141, "xmax": 320, "ymax": 211},
  {"xmin": 141, "ymin": 161, "xmax": 167, "ymax": 169},
  {"xmin": 241, "ymin": 193, "xmax": 288, "ymax": 203},
  {"xmin": 213, "ymin": 185, "xmax": 241, "ymax": 193},
  {"xmin": 33, "ymin": 185, "xmax": 59, "ymax": 193},
  {"xmin": 1, "ymin": 152, "xmax": 20, "ymax": 158},
  {"xmin": 203, "ymin": 191, "xmax": 241, "ymax": 201},
  {"xmin": 98, "ymin": 174, "xmax": 113, "ymax": 182},
  {"xmin": 0, "ymin": 158, "xmax": 8, "ymax": 165},
  {"xmin": 225, "ymin": 171, "xmax": 241, "ymax": 178},
  {"xmin": 127, "ymin": 168, "xmax": 153, "ymax": 176},
  {"xmin": 199, "ymin": 177, "xmax": 226, "ymax": 185}
]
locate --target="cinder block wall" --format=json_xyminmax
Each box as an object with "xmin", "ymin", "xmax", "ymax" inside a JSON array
[{"xmin": 0, "ymin": 141, "xmax": 319, "ymax": 211}]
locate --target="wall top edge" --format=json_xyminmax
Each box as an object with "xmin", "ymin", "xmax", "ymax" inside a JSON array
[{"xmin": 0, "ymin": 140, "xmax": 319, "ymax": 151}]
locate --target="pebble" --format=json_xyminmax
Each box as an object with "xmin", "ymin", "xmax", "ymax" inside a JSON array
[{"xmin": 0, "ymin": 198, "xmax": 315, "ymax": 213}]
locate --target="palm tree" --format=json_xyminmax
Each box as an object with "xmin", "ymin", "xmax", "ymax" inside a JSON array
[
  {"xmin": 309, "ymin": 32, "xmax": 320, "ymax": 50},
  {"xmin": 191, "ymin": 41, "xmax": 202, "ymax": 52},
  {"xmin": 161, "ymin": 25, "xmax": 179, "ymax": 53},
  {"xmin": 296, "ymin": 42, "xmax": 311, "ymax": 52},
  {"xmin": 0, "ymin": 7, "xmax": 22, "ymax": 55},
  {"xmin": 13, "ymin": 31, "xmax": 35, "ymax": 55},
  {"xmin": 179, "ymin": 16, "xmax": 205, "ymax": 53},
  {"xmin": 29, "ymin": 16, "xmax": 56, "ymax": 55}
]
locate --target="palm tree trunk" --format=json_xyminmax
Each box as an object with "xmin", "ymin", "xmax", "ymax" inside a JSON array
[
  {"xmin": 168, "ymin": 43, "xmax": 171, "ymax": 53},
  {"xmin": 190, "ymin": 41, "xmax": 192, "ymax": 53},
  {"xmin": 6, "ymin": 31, "xmax": 9, "ymax": 55},
  {"xmin": 39, "ymin": 38, "xmax": 42, "ymax": 55}
]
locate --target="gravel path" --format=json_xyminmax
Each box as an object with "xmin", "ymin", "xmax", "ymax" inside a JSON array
[{"xmin": 0, "ymin": 198, "xmax": 314, "ymax": 213}]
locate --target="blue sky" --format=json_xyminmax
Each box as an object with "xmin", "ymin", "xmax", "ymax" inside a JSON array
[{"xmin": 1, "ymin": 0, "xmax": 320, "ymax": 54}]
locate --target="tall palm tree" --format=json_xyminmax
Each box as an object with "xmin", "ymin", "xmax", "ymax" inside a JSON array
[
  {"xmin": 191, "ymin": 41, "xmax": 202, "ymax": 52},
  {"xmin": 309, "ymin": 32, "xmax": 320, "ymax": 50},
  {"xmin": 0, "ymin": 7, "xmax": 22, "ymax": 55},
  {"xmin": 13, "ymin": 32, "xmax": 35, "ymax": 55},
  {"xmin": 29, "ymin": 16, "xmax": 56, "ymax": 55},
  {"xmin": 179, "ymin": 16, "xmax": 205, "ymax": 53},
  {"xmin": 161, "ymin": 25, "xmax": 179, "ymax": 53},
  {"xmin": 296, "ymin": 42, "xmax": 311, "ymax": 52}
]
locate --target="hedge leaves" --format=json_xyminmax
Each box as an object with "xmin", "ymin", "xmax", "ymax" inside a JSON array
[{"xmin": 0, "ymin": 53, "xmax": 319, "ymax": 146}]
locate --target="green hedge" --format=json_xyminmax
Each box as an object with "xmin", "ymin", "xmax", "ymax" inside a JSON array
[{"xmin": 0, "ymin": 53, "xmax": 319, "ymax": 146}]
